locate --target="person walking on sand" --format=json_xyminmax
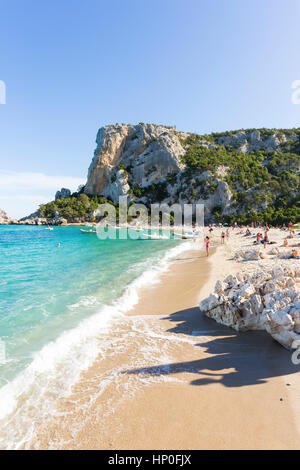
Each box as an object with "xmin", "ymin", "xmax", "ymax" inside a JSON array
[
  {"xmin": 263, "ymin": 228, "xmax": 269, "ymax": 249},
  {"xmin": 221, "ymin": 231, "xmax": 225, "ymax": 244},
  {"xmin": 226, "ymin": 228, "xmax": 230, "ymax": 240},
  {"xmin": 205, "ymin": 236, "xmax": 210, "ymax": 256}
]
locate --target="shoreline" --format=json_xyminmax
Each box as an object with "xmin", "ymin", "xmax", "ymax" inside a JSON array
[{"xmin": 30, "ymin": 230, "xmax": 300, "ymax": 450}]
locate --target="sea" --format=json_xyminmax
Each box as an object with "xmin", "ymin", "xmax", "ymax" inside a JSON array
[{"xmin": 0, "ymin": 225, "xmax": 192, "ymax": 448}]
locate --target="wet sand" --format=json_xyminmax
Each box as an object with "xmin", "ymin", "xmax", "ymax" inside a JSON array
[{"xmin": 32, "ymin": 242, "xmax": 300, "ymax": 450}]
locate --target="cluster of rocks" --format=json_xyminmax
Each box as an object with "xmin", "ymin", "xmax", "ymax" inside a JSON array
[
  {"xmin": 18, "ymin": 217, "xmax": 68, "ymax": 226},
  {"xmin": 55, "ymin": 188, "xmax": 71, "ymax": 200},
  {"xmin": 216, "ymin": 130, "xmax": 296, "ymax": 154},
  {"xmin": 233, "ymin": 247, "xmax": 281, "ymax": 261},
  {"xmin": 199, "ymin": 265, "xmax": 300, "ymax": 350},
  {"xmin": 19, "ymin": 209, "xmax": 68, "ymax": 226},
  {"xmin": 0, "ymin": 209, "xmax": 17, "ymax": 225}
]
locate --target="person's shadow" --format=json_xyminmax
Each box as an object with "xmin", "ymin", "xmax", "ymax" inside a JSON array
[{"xmin": 124, "ymin": 307, "xmax": 299, "ymax": 387}]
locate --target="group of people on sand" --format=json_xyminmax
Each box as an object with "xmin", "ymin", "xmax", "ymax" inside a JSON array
[
  {"xmin": 205, "ymin": 227, "xmax": 230, "ymax": 256},
  {"xmin": 221, "ymin": 229, "xmax": 230, "ymax": 244},
  {"xmin": 204, "ymin": 221, "xmax": 300, "ymax": 258},
  {"xmin": 254, "ymin": 228, "xmax": 270, "ymax": 248}
]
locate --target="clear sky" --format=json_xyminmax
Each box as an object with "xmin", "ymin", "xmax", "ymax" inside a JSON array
[{"xmin": 0, "ymin": 0, "xmax": 300, "ymax": 218}]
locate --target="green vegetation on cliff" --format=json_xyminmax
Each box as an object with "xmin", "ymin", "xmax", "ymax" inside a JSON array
[
  {"xmin": 180, "ymin": 131, "xmax": 300, "ymax": 224},
  {"xmin": 39, "ymin": 194, "xmax": 111, "ymax": 220}
]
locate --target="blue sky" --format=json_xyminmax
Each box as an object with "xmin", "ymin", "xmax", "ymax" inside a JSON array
[{"xmin": 0, "ymin": 0, "xmax": 300, "ymax": 217}]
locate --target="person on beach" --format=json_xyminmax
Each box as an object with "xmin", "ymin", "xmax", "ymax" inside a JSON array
[
  {"xmin": 263, "ymin": 229, "xmax": 269, "ymax": 249},
  {"xmin": 226, "ymin": 228, "xmax": 230, "ymax": 240},
  {"xmin": 205, "ymin": 236, "xmax": 210, "ymax": 256},
  {"xmin": 221, "ymin": 231, "xmax": 225, "ymax": 244}
]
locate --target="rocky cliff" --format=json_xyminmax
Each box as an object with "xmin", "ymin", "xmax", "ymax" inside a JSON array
[
  {"xmin": 85, "ymin": 124, "xmax": 185, "ymax": 197},
  {"xmin": 22, "ymin": 124, "xmax": 300, "ymax": 225},
  {"xmin": 0, "ymin": 209, "xmax": 13, "ymax": 225},
  {"xmin": 84, "ymin": 124, "xmax": 300, "ymax": 221}
]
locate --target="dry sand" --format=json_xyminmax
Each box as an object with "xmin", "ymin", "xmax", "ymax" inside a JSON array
[{"xmin": 32, "ymin": 228, "xmax": 300, "ymax": 450}]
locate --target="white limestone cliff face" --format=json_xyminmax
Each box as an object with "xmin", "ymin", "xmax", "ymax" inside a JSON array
[
  {"xmin": 199, "ymin": 265, "xmax": 300, "ymax": 350},
  {"xmin": 85, "ymin": 124, "xmax": 185, "ymax": 199},
  {"xmin": 102, "ymin": 168, "xmax": 130, "ymax": 201},
  {"xmin": 83, "ymin": 124, "xmax": 238, "ymax": 218},
  {"xmin": 85, "ymin": 125, "xmax": 130, "ymax": 195}
]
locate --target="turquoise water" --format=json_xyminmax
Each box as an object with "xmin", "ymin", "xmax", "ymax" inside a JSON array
[{"xmin": 0, "ymin": 225, "xmax": 184, "ymax": 389}]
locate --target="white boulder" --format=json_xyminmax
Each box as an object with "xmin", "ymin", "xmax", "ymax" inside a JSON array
[{"xmin": 199, "ymin": 266, "xmax": 300, "ymax": 349}]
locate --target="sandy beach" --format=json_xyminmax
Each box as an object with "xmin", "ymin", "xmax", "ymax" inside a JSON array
[{"xmin": 30, "ymin": 228, "xmax": 300, "ymax": 450}]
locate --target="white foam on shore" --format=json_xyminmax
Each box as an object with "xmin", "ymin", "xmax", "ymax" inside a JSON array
[
  {"xmin": 0, "ymin": 240, "xmax": 193, "ymax": 449},
  {"xmin": 34, "ymin": 315, "xmax": 196, "ymax": 450}
]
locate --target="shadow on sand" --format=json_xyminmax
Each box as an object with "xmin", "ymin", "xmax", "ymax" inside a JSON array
[{"xmin": 124, "ymin": 307, "xmax": 300, "ymax": 388}]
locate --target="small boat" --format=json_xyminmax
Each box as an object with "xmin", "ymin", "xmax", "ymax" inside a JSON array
[
  {"xmin": 173, "ymin": 231, "xmax": 199, "ymax": 239},
  {"xmin": 141, "ymin": 233, "xmax": 169, "ymax": 240},
  {"xmin": 80, "ymin": 229, "xmax": 97, "ymax": 234},
  {"xmin": 45, "ymin": 226, "xmax": 53, "ymax": 231}
]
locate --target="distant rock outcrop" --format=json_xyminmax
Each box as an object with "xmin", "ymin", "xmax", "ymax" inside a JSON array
[
  {"xmin": 216, "ymin": 129, "xmax": 298, "ymax": 154},
  {"xmin": 0, "ymin": 209, "xmax": 13, "ymax": 225},
  {"xmin": 55, "ymin": 188, "xmax": 71, "ymax": 200}
]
